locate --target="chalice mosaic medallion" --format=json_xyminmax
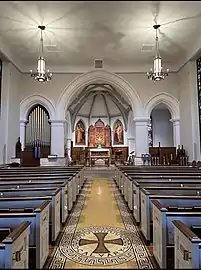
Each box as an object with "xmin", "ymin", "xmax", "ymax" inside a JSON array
[{"xmin": 59, "ymin": 226, "xmax": 136, "ymax": 266}]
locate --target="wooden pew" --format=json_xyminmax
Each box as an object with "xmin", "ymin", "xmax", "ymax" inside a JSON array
[
  {"xmin": 152, "ymin": 198, "xmax": 201, "ymax": 268},
  {"xmin": 115, "ymin": 165, "xmax": 201, "ymax": 183},
  {"xmin": 140, "ymin": 188, "xmax": 201, "ymax": 243},
  {"xmin": 0, "ymin": 221, "xmax": 30, "ymax": 269},
  {"xmin": 0, "ymin": 176, "xmax": 74, "ymax": 212},
  {"xmin": 115, "ymin": 170, "xmax": 201, "ymax": 199},
  {"xmin": 116, "ymin": 164, "xmax": 200, "ymax": 172},
  {"xmin": 0, "ymin": 166, "xmax": 86, "ymax": 196},
  {"xmin": 1, "ymin": 167, "xmax": 85, "ymax": 189},
  {"xmin": 132, "ymin": 179, "xmax": 201, "ymax": 224},
  {"xmin": 0, "ymin": 200, "xmax": 50, "ymax": 268},
  {"xmin": 173, "ymin": 220, "xmax": 201, "ymax": 269},
  {"xmin": 0, "ymin": 174, "xmax": 78, "ymax": 205},
  {"xmin": 132, "ymin": 180, "xmax": 201, "ymax": 221},
  {"xmin": 0, "ymin": 188, "xmax": 61, "ymax": 243},
  {"xmin": 0, "ymin": 181, "xmax": 68, "ymax": 223},
  {"xmin": 0, "ymin": 178, "xmax": 73, "ymax": 213}
]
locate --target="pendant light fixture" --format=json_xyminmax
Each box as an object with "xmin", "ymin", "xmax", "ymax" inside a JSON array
[
  {"xmin": 30, "ymin": 25, "xmax": 52, "ymax": 82},
  {"xmin": 147, "ymin": 24, "xmax": 169, "ymax": 81}
]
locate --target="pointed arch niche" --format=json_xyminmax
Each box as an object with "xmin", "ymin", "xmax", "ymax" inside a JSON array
[
  {"xmin": 75, "ymin": 119, "xmax": 86, "ymax": 145},
  {"xmin": 113, "ymin": 119, "xmax": 124, "ymax": 145}
]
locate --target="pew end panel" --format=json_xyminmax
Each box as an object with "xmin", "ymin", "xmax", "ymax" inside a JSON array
[
  {"xmin": 133, "ymin": 181, "xmax": 140, "ymax": 224},
  {"xmin": 0, "ymin": 221, "xmax": 30, "ymax": 269},
  {"xmin": 152, "ymin": 199, "xmax": 168, "ymax": 269},
  {"xmin": 52, "ymin": 189, "xmax": 61, "ymax": 242},
  {"xmin": 36, "ymin": 200, "xmax": 50, "ymax": 269},
  {"xmin": 0, "ymin": 199, "xmax": 50, "ymax": 269},
  {"xmin": 173, "ymin": 220, "xmax": 201, "ymax": 269},
  {"xmin": 127, "ymin": 177, "xmax": 133, "ymax": 210},
  {"xmin": 152, "ymin": 199, "xmax": 201, "ymax": 269},
  {"xmin": 140, "ymin": 190, "xmax": 151, "ymax": 242}
]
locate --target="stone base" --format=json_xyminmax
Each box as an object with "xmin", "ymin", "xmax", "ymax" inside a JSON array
[
  {"xmin": 40, "ymin": 157, "xmax": 67, "ymax": 166},
  {"xmin": 134, "ymin": 157, "xmax": 151, "ymax": 166},
  {"xmin": 10, "ymin": 157, "xmax": 21, "ymax": 163}
]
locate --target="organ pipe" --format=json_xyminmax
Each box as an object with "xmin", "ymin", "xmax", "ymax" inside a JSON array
[{"xmin": 25, "ymin": 104, "xmax": 51, "ymax": 148}]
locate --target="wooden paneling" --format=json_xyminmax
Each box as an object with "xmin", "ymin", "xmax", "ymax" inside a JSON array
[
  {"xmin": 112, "ymin": 147, "xmax": 128, "ymax": 164},
  {"xmin": 149, "ymin": 147, "xmax": 176, "ymax": 165},
  {"xmin": 72, "ymin": 146, "xmax": 128, "ymax": 165}
]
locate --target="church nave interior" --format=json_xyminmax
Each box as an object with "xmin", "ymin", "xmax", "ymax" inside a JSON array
[{"xmin": 1, "ymin": 1, "xmax": 201, "ymax": 269}]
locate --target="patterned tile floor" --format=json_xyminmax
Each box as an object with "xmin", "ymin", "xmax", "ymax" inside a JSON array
[{"xmin": 45, "ymin": 178, "xmax": 157, "ymax": 269}]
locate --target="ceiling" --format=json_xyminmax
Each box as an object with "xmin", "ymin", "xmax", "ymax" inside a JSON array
[
  {"xmin": 77, "ymin": 93, "xmax": 122, "ymax": 118},
  {"xmin": 1, "ymin": 1, "xmax": 201, "ymax": 72},
  {"xmin": 68, "ymin": 83, "xmax": 131, "ymax": 130}
]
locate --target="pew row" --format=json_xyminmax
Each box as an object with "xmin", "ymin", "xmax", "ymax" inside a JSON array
[
  {"xmin": 0, "ymin": 200, "xmax": 50, "ymax": 268},
  {"xmin": 132, "ymin": 179, "xmax": 201, "ymax": 224},
  {"xmin": 0, "ymin": 183, "xmax": 68, "ymax": 224},
  {"xmin": 0, "ymin": 177, "xmax": 74, "ymax": 212},
  {"xmin": 0, "ymin": 188, "xmax": 60, "ymax": 242},
  {"xmin": 0, "ymin": 221, "xmax": 30, "ymax": 269},
  {"xmin": 173, "ymin": 220, "xmax": 201, "ymax": 269},
  {"xmin": 152, "ymin": 198, "xmax": 201, "ymax": 268},
  {"xmin": 141, "ymin": 190, "xmax": 201, "ymax": 243}
]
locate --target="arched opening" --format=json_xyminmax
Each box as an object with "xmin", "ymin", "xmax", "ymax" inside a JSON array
[
  {"xmin": 55, "ymin": 70, "xmax": 143, "ymax": 161},
  {"xmin": 63, "ymin": 81, "xmax": 134, "ymax": 165},
  {"xmin": 25, "ymin": 104, "xmax": 51, "ymax": 156},
  {"xmin": 75, "ymin": 119, "xmax": 86, "ymax": 145},
  {"xmin": 150, "ymin": 103, "xmax": 173, "ymax": 147}
]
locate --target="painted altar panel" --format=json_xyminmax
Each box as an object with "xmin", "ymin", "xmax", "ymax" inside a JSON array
[
  {"xmin": 88, "ymin": 119, "xmax": 111, "ymax": 147},
  {"xmin": 75, "ymin": 120, "xmax": 86, "ymax": 145},
  {"xmin": 113, "ymin": 119, "xmax": 124, "ymax": 145}
]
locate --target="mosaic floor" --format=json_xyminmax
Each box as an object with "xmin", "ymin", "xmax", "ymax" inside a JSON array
[{"xmin": 46, "ymin": 178, "xmax": 155, "ymax": 269}]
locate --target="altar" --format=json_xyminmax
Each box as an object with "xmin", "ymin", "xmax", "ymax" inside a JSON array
[{"xmin": 89, "ymin": 148, "xmax": 111, "ymax": 167}]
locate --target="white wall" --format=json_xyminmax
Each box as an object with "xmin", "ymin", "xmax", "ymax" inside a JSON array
[
  {"xmin": 178, "ymin": 61, "xmax": 200, "ymax": 160},
  {"xmin": 120, "ymin": 73, "xmax": 179, "ymax": 104},
  {"xmin": 0, "ymin": 62, "xmax": 21, "ymax": 163},
  {"xmin": 19, "ymin": 72, "xmax": 179, "ymax": 108},
  {"xmin": 151, "ymin": 109, "xmax": 173, "ymax": 147},
  {"xmin": 18, "ymin": 70, "xmax": 180, "ymax": 158},
  {"xmin": 20, "ymin": 73, "xmax": 80, "ymax": 105}
]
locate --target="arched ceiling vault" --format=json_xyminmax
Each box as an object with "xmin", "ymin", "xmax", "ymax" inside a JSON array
[{"xmin": 68, "ymin": 83, "xmax": 131, "ymax": 131}]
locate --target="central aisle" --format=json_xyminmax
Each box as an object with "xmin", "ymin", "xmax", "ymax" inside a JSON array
[{"xmin": 48, "ymin": 178, "xmax": 154, "ymax": 269}]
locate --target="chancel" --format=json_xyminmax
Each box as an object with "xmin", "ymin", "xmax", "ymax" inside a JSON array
[{"xmin": 1, "ymin": 1, "xmax": 201, "ymax": 269}]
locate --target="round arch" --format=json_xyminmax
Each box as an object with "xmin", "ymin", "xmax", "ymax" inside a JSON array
[
  {"xmin": 56, "ymin": 69, "xmax": 143, "ymax": 119},
  {"xmin": 144, "ymin": 92, "xmax": 180, "ymax": 120},
  {"xmin": 20, "ymin": 94, "xmax": 56, "ymax": 121}
]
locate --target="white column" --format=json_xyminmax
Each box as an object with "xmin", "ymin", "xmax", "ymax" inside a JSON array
[
  {"xmin": 20, "ymin": 120, "xmax": 27, "ymax": 151},
  {"xmin": 127, "ymin": 138, "xmax": 135, "ymax": 154},
  {"xmin": 134, "ymin": 117, "xmax": 149, "ymax": 165},
  {"xmin": 170, "ymin": 118, "xmax": 180, "ymax": 147},
  {"xmin": 67, "ymin": 138, "xmax": 71, "ymax": 157},
  {"xmin": 50, "ymin": 120, "xmax": 65, "ymax": 157}
]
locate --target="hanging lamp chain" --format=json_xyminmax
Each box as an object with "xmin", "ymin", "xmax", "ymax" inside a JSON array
[
  {"xmin": 40, "ymin": 28, "xmax": 44, "ymax": 57},
  {"xmin": 155, "ymin": 26, "xmax": 160, "ymax": 58}
]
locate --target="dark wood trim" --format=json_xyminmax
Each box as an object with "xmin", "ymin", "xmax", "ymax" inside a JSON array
[
  {"xmin": 3, "ymin": 221, "xmax": 31, "ymax": 243},
  {"xmin": 151, "ymin": 199, "xmax": 168, "ymax": 211},
  {"xmin": 35, "ymin": 200, "xmax": 50, "ymax": 212},
  {"xmin": 172, "ymin": 220, "xmax": 201, "ymax": 242}
]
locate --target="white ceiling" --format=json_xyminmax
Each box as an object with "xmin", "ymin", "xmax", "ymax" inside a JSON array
[
  {"xmin": 78, "ymin": 92, "xmax": 121, "ymax": 118},
  {"xmin": 1, "ymin": 1, "xmax": 201, "ymax": 72},
  {"xmin": 68, "ymin": 83, "xmax": 131, "ymax": 130}
]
